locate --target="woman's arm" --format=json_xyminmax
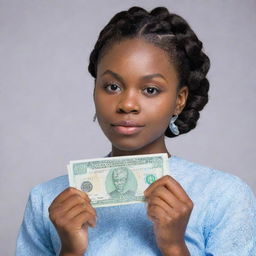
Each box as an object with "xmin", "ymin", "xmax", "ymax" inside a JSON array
[{"xmin": 16, "ymin": 187, "xmax": 55, "ymax": 256}]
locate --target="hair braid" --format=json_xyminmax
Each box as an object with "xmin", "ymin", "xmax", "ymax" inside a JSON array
[{"xmin": 88, "ymin": 6, "xmax": 210, "ymax": 137}]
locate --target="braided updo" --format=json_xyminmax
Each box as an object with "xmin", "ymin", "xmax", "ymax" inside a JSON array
[{"xmin": 88, "ymin": 6, "xmax": 210, "ymax": 137}]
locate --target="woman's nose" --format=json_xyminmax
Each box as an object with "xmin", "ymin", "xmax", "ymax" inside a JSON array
[{"xmin": 116, "ymin": 91, "xmax": 140, "ymax": 114}]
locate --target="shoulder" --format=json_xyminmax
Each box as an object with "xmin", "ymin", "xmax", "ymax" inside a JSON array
[
  {"xmin": 171, "ymin": 156, "xmax": 256, "ymax": 238},
  {"xmin": 29, "ymin": 175, "xmax": 69, "ymax": 205},
  {"xmin": 169, "ymin": 155, "xmax": 256, "ymax": 212},
  {"xmin": 169, "ymin": 155, "xmax": 253, "ymax": 194}
]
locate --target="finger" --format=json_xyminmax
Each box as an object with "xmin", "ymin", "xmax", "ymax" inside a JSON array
[
  {"xmin": 145, "ymin": 175, "xmax": 191, "ymax": 204},
  {"xmin": 71, "ymin": 210, "xmax": 97, "ymax": 228},
  {"xmin": 66, "ymin": 202, "xmax": 96, "ymax": 220},
  {"xmin": 50, "ymin": 194, "xmax": 85, "ymax": 214},
  {"xmin": 148, "ymin": 186, "xmax": 185, "ymax": 210},
  {"xmin": 49, "ymin": 201, "xmax": 96, "ymax": 228},
  {"xmin": 147, "ymin": 205, "xmax": 170, "ymax": 225},
  {"xmin": 148, "ymin": 204, "xmax": 186, "ymax": 225},
  {"xmin": 49, "ymin": 187, "xmax": 90, "ymax": 211},
  {"xmin": 147, "ymin": 195, "xmax": 171, "ymax": 215},
  {"xmin": 148, "ymin": 192, "xmax": 193, "ymax": 220},
  {"xmin": 144, "ymin": 176, "xmax": 169, "ymax": 195},
  {"xmin": 61, "ymin": 187, "xmax": 90, "ymax": 202},
  {"xmin": 163, "ymin": 176, "xmax": 191, "ymax": 203}
]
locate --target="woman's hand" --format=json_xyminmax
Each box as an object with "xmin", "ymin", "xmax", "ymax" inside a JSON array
[
  {"xmin": 48, "ymin": 187, "xmax": 96, "ymax": 256},
  {"xmin": 144, "ymin": 175, "xmax": 193, "ymax": 256}
]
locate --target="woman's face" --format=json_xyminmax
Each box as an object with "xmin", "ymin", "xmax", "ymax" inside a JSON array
[{"xmin": 94, "ymin": 38, "xmax": 188, "ymax": 154}]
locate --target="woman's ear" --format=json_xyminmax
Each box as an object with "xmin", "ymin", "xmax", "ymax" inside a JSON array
[{"xmin": 175, "ymin": 86, "xmax": 189, "ymax": 114}]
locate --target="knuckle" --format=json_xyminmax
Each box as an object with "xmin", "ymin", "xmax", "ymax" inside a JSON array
[
  {"xmin": 83, "ymin": 211, "xmax": 92, "ymax": 220},
  {"xmin": 188, "ymin": 199, "xmax": 194, "ymax": 209},
  {"xmin": 48, "ymin": 205, "xmax": 52, "ymax": 213},
  {"xmin": 84, "ymin": 194, "xmax": 91, "ymax": 202},
  {"xmin": 49, "ymin": 212, "xmax": 55, "ymax": 222},
  {"xmin": 163, "ymin": 175, "xmax": 171, "ymax": 182},
  {"xmin": 72, "ymin": 194, "xmax": 82, "ymax": 202},
  {"xmin": 89, "ymin": 206, "xmax": 97, "ymax": 216},
  {"xmin": 90, "ymin": 205, "xmax": 96, "ymax": 214},
  {"xmin": 151, "ymin": 188, "xmax": 161, "ymax": 197},
  {"xmin": 73, "ymin": 194, "xmax": 80, "ymax": 199},
  {"xmin": 49, "ymin": 207, "xmax": 63, "ymax": 223},
  {"xmin": 180, "ymin": 205, "xmax": 189, "ymax": 214},
  {"xmin": 49, "ymin": 210, "xmax": 61, "ymax": 223},
  {"xmin": 77, "ymin": 195, "xmax": 86, "ymax": 203},
  {"xmin": 80, "ymin": 202, "xmax": 87, "ymax": 209},
  {"xmin": 184, "ymin": 199, "xmax": 193, "ymax": 211},
  {"xmin": 67, "ymin": 187, "xmax": 75, "ymax": 193},
  {"xmin": 83, "ymin": 192, "xmax": 89, "ymax": 198}
]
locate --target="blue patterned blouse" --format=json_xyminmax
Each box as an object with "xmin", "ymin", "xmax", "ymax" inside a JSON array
[{"xmin": 16, "ymin": 155, "xmax": 256, "ymax": 255}]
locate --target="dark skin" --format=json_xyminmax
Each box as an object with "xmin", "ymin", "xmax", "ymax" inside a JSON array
[
  {"xmin": 49, "ymin": 38, "xmax": 192, "ymax": 256},
  {"xmin": 49, "ymin": 188, "xmax": 96, "ymax": 256}
]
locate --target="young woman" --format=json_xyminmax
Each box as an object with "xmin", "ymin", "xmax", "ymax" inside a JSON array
[{"xmin": 16, "ymin": 6, "xmax": 256, "ymax": 256}]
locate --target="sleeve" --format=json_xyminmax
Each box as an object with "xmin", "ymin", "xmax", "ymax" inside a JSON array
[
  {"xmin": 16, "ymin": 187, "xmax": 56, "ymax": 256},
  {"xmin": 205, "ymin": 179, "xmax": 256, "ymax": 255}
]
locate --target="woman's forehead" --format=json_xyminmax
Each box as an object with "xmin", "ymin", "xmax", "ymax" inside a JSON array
[{"xmin": 97, "ymin": 38, "xmax": 178, "ymax": 83}]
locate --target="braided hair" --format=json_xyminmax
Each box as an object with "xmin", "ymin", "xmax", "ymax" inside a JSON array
[{"xmin": 88, "ymin": 6, "xmax": 210, "ymax": 137}]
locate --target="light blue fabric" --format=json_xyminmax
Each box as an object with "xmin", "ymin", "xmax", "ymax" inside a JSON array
[{"xmin": 16, "ymin": 156, "xmax": 256, "ymax": 256}]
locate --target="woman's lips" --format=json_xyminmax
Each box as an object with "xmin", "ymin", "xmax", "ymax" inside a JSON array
[
  {"xmin": 111, "ymin": 120, "xmax": 145, "ymax": 135},
  {"xmin": 112, "ymin": 126, "xmax": 144, "ymax": 135}
]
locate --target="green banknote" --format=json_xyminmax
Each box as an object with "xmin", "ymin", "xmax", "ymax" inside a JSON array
[{"xmin": 68, "ymin": 153, "xmax": 169, "ymax": 208}]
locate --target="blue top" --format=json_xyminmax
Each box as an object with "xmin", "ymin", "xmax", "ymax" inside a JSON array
[{"xmin": 16, "ymin": 156, "xmax": 256, "ymax": 256}]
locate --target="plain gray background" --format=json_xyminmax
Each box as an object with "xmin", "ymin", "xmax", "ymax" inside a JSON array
[{"xmin": 1, "ymin": 0, "xmax": 256, "ymax": 255}]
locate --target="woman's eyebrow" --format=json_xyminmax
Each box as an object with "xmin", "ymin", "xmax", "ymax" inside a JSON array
[
  {"xmin": 100, "ymin": 70, "xmax": 167, "ymax": 83},
  {"xmin": 141, "ymin": 73, "xmax": 167, "ymax": 82},
  {"xmin": 100, "ymin": 70, "xmax": 124, "ymax": 84}
]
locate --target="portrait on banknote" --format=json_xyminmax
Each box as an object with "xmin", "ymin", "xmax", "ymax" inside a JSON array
[{"xmin": 106, "ymin": 167, "xmax": 137, "ymax": 200}]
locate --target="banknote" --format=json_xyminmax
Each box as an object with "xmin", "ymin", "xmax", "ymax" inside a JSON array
[{"xmin": 68, "ymin": 153, "xmax": 169, "ymax": 208}]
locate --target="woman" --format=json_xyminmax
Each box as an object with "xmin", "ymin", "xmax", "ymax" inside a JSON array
[{"xmin": 16, "ymin": 6, "xmax": 256, "ymax": 256}]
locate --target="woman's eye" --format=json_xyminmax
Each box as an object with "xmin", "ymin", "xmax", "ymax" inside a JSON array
[
  {"xmin": 143, "ymin": 87, "xmax": 160, "ymax": 96},
  {"xmin": 104, "ymin": 83, "xmax": 121, "ymax": 93}
]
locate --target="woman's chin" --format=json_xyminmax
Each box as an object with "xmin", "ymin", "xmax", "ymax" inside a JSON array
[
  {"xmin": 110, "ymin": 137, "xmax": 156, "ymax": 155},
  {"xmin": 106, "ymin": 132, "xmax": 165, "ymax": 155}
]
